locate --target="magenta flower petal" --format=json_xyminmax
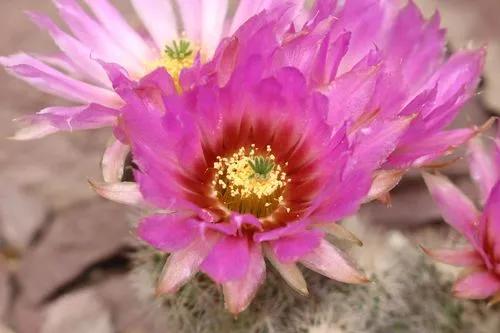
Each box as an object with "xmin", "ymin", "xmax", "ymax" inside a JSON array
[
  {"xmin": 495, "ymin": 126, "xmax": 500, "ymax": 169},
  {"xmin": 138, "ymin": 215, "xmax": 199, "ymax": 252},
  {"xmin": 423, "ymin": 173, "xmax": 482, "ymax": 251},
  {"xmin": 421, "ymin": 247, "xmax": 484, "ymax": 267},
  {"xmin": 253, "ymin": 220, "xmax": 311, "ymax": 243},
  {"xmin": 484, "ymin": 182, "xmax": 500, "ymax": 259},
  {"xmin": 425, "ymin": 49, "xmax": 485, "ymax": 110},
  {"xmin": 299, "ymin": 239, "xmax": 368, "ymax": 284},
  {"xmin": 325, "ymin": 65, "xmax": 381, "ymax": 129},
  {"xmin": 270, "ymin": 229, "xmax": 323, "ymax": 263},
  {"xmin": 201, "ymin": 235, "xmax": 250, "ymax": 283},
  {"xmin": 230, "ymin": 0, "xmax": 290, "ymax": 34},
  {"xmin": 453, "ymin": 270, "xmax": 500, "ymax": 299},
  {"xmin": 387, "ymin": 128, "xmax": 475, "ymax": 168},
  {"xmin": 223, "ymin": 242, "xmax": 266, "ymax": 314},
  {"xmin": 311, "ymin": 31, "xmax": 351, "ymax": 87}
]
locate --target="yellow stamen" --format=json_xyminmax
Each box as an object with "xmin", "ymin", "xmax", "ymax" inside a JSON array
[
  {"xmin": 212, "ymin": 145, "xmax": 290, "ymax": 218},
  {"xmin": 147, "ymin": 39, "xmax": 196, "ymax": 91}
]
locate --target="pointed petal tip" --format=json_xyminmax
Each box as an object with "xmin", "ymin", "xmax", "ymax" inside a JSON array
[
  {"xmin": 88, "ymin": 180, "xmax": 145, "ymax": 206},
  {"xmin": 421, "ymin": 171, "xmax": 447, "ymax": 188},
  {"xmin": 352, "ymin": 273, "xmax": 371, "ymax": 284},
  {"xmin": 487, "ymin": 293, "xmax": 500, "ymax": 308},
  {"xmin": 8, "ymin": 121, "xmax": 59, "ymax": 140},
  {"xmin": 155, "ymin": 284, "xmax": 177, "ymax": 297},
  {"xmin": 316, "ymin": 223, "xmax": 363, "ymax": 247},
  {"xmin": 476, "ymin": 117, "xmax": 496, "ymax": 134}
]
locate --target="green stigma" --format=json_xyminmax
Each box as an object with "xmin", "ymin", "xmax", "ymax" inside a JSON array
[
  {"xmin": 165, "ymin": 40, "xmax": 193, "ymax": 60},
  {"xmin": 248, "ymin": 156, "xmax": 275, "ymax": 179}
]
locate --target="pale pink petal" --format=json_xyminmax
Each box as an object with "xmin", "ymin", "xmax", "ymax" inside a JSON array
[
  {"xmin": 453, "ymin": 270, "xmax": 500, "ymax": 299},
  {"xmin": 299, "ymin": 239, "xmax": 369, "ymax": 284},
  {"xmin": 422, "ymin": 247, "xmax": 484, "ymax": 267},
  {"xmin": 468, "ymin": 137, "xmax": 497, "ymax": 203},
  {"xmin": 175, "ymin": 0, "xmax": 201, "ymax": 42},
  {"xmin": 89, "ymin": 181, "xmax": 145, "ymax": 206},
  {"xmin": 102, "ymin": 139, "xmax": 130, "ymax": 183},
  {"xmin": 83, "ymin": 0, "xmax": 156, "ymax": 62},
  {"xmin": 223, "ymin": 242, "xmax": 266, "ymax": 314},
  {"xmin": 423, "ymin": 173, "xmax": 482, "ymax": 251},
  {"xmin": 0, "ymin": 53, "xmax": 118, "ymax": 106},
  {"xmin": 157, "ymin": 232, "xmax": 219, "ymax": 294},
  {"xmin": 201, "ymin": 0, "xmax": 229, "ymax": 55},
  {"xmin": 364, "ymin": 170, "xmax": 404, "ymax": 203},
  {"xmin": 53, "ymin": 0, "xmax": 144, "ymax": 75},
  {"xmin": 264, "ymin": 244, "xmax": 308, "ymax": 296},
  {"xmin": 36, "ymin": 53, "xmax": 78, "ymax": 76},
  {"xmin": 131, "ymin": 0, "xmax": 178, "ymax": 49},
  {"xmin": 201, "ymin": 235, "xmax": 250, "ymax": 283},
  {"xmin": 10, "ymin": 120, "xmax": 58, "ymax": 140},
  {"xmin": 313, "ymin": 223, "xmax": 363, "ymax": 247},
  {"xmin": 12, "ymin": 104, "xmax": 119, "ymax": 140},
  {"xmin": 27, "ymin": 11, "xmax": 110, "ymax": 86}
]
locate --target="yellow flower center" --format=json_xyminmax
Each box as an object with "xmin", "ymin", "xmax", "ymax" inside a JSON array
[
  {"xmin": 147, "ymin": 40, "xmax": 196, "ymax": 91},
  {"xmin": 212, "ymin": 145, "xmax": 290, "ymax": 218}
]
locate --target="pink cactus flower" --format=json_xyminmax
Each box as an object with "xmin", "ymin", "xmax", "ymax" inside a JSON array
[
  {"xmin": 107, "ymin": 45, "xmax": 414, "ymax": 314},
  {"xmin": 1, "ymin": 0, "xmax": 290, "ymax": 141},
  {"xmin": 423, "ymin": 122, "xmax": 500, "ymax": 303},
  {"xmin": 89, "ymin": 0, "xmax": 488, "ymax": 313}
]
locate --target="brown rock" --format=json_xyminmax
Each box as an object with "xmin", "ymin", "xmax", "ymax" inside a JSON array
[
  {"xmin": 41, "ymin": 289, "xmax": 114, "ymax": 333},
  {"xmin": 17, "ymin": 200, "xmax": 132, "ymax": 304},
  {"xmin": 10, "ymin": 296, "xmax": 42, "ymax": 333},
  {"xmin": 0, "ymin": 182, "xmax": 48, "ymax": 251},
  {"xmin": 96, "ymin": 275, "xmax": 168, "ymax": 333},
  {"xmin": 0, "ymin": 259, "xmax": 10, "ymax": 321},
  {"xmin": 0, "ymin": 324, "xmax": 14, "ymax": 333}
]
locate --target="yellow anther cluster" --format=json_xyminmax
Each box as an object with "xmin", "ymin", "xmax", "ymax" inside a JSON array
[
  {"xmin": 212, "ymin": 145, "xmax": 290, "ymax": 217},
  {"xmin": 147, "ymin": 43, "xmax": 196, "ymax": 91}
]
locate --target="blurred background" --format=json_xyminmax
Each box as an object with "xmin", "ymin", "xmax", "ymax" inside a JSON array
[{"xmin": 0, "ymin": 1, "xmax": 499, "ymax": 332}]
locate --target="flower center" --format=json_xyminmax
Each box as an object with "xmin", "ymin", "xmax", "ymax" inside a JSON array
[
  {"xmin": 148, "ymin": 39, "xmax": 195, "ymax": 90},
  {"xmin": 212, "ymin": 145, "xmax": 290, "ymax": 218}
]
